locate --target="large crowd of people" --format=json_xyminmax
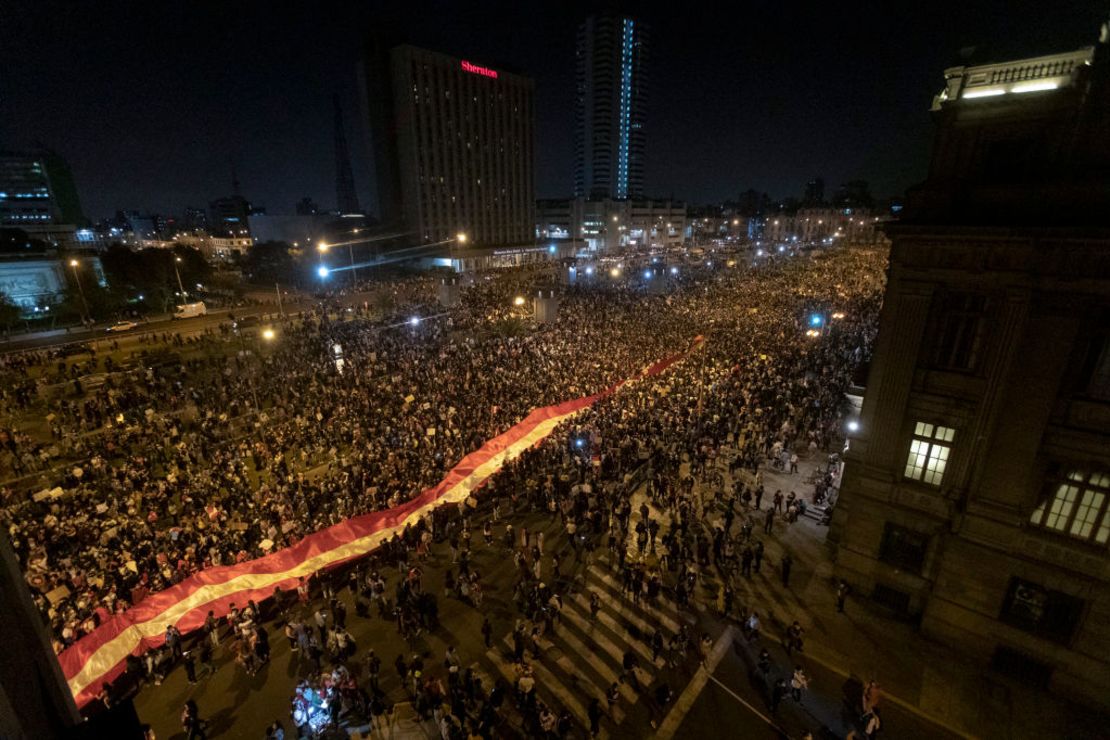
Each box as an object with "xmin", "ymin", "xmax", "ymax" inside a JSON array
[{"xmin": 0, "ymin": 245, "xmax": 884, "ymax": 692}]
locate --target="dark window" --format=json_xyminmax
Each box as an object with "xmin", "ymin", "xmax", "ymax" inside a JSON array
[
  {"xmin": 1075, "ymin": 330, "xmax": 1110, "ymax": 401},
  {"xmin": 871, "ymin": 583, "xmax": 911, "ymax": 614},
  {"xmin": 999, "ymin": 577, "xmax": 1084, "ymax": 644},
  {"xmin": 990, "ymin": 647, "xmax": 1053, "ymax": 689},
  {"xmin": 878, "ymin": 523, "xmax": 929, "ymax": 573},
  {"xmin": 929, "ymin": 292, "xmax": 987, "ymax": 372}
]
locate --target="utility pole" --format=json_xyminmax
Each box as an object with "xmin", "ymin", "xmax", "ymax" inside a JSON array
[{"xmin": 275, "ymin": 283, "xmax": 284, "ymax": 317}]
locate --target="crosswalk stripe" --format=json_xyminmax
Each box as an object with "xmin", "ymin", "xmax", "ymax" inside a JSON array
[
  {"xmin": 587, "ymin": 564, "xmax": 684, "ymax": 633},
  {"xmin": 563, "ymin": 592, "xmax": 657, "ymax": 669},
  {"xmin": 553, "ymin": 614, "xmax": 639, "ymax": 704},
  {"xmin": 577, "ymin": 581, "xmax": 670, "ymax": 643},
  {"xmin": 484, "ymin": 644, "xmax": 609, "ymax": 740},
  {"xmin": 580, "ymin": 572, "xmax": 680, "ymax": 638},
  {"xmin": 549, "ymin": 650, "xmax": 625, "ymax": 725},
  {"xmin": 501, "ymin": 637, "xmax": 592, "ymax": 731},
  {"xmin": 499, "ymin": 633, "xmax": 614, "ymax": 718},
  {"xmin": 467, "ymin": 661, "xmax": 494, "ymax": 694}
]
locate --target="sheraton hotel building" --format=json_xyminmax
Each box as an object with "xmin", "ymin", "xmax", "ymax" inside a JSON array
[{"xmin": 361, "ymin": 41, "xmax": 539, "ymax": 261}]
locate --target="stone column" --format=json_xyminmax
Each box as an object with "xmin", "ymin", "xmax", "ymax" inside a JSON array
[{"xmin": 858, "ymin": 281, "xmax": 934, "ymax": 471}]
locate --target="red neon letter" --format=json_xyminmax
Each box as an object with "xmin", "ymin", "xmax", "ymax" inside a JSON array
[{"xmin": 461, "ymin": 60, "xmax": 498, "ymax": 79}]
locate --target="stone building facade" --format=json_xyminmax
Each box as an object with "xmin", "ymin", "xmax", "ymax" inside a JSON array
[{"xmin": 831, "ymin": 27, "xmax": 1110, "ymax": 706}]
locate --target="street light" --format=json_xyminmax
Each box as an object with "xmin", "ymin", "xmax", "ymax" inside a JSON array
[
  {"xmin": 173, "ymin": 256, "xmax": 187, "ymax": 301},
  {"xmin": 262, "ymin": 327, "xmax": 276, "ymax": 341},
  {"xmin": 68, "ymin": 259, "xmax": 90, "ymax": 324},
  {"xmin": 317, "ymin": 265, "xmax": 329, "ymax": 279},
  {"xmin": 320, "ymin": 240, "xmax": 358, "ymax": 281},
  {"xmin": 455, "ymin": 232, "xmax": 468, "ymax": 245},
  {"xmin": 513, "ymin": 296, "xmax": 526, "ymax": 307}
]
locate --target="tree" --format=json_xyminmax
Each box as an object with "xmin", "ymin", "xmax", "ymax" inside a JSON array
[
  {"xmin": 0, "ymin": 292, "xmax": 22, "ymax": 329},
  {"xmin": 57, "ymin": 284, "xmax": 126, "ymax": 323},
  {"xmin": 99, "ymin": 244, "xmax": 210, "ymax": 312},
  {"xmin": 243, "ymin": 241, "xmax": 300, "ymax": 286}
]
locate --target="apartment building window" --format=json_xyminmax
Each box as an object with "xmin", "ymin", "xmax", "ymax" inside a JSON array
[
  {"xmin": 930, "ymin": 292, "xmax": 987, "ymax": 371},
  {"xmin": 904, "ymin": 422, "xmax": 955, "ymax": 486},
  {"xmin": 878, "ymin": 523, "xmax": 929, "ymax": 573},
  {"xmin": 1000, "ymin": 577, "xmax": 1084, "ymax": 644},
  {"xmin": 1029, "ymin": 469, "xmax": 1110, "ymax": 545}
]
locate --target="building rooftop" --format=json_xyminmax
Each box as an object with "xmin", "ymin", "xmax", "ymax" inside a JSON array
[
  {"xmin": 903, "ymin": 19, "xmax": 1110, "ymax": 228},
  {"xmin": 932, "ymin": 47, "xmax": 1094, "ymax": 110}
]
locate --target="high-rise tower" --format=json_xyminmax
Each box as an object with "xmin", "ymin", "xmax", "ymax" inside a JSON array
[
  {"xmin": 362, "ymin": 44, "xmax": 535, "ymax": 247},
  {"xmin": 334, "ymin": 94, "xmax": 361, "ymax": 215},
  {"xmin": 574, "ymin": 15, "xmax": 649, "ymax": 200}
]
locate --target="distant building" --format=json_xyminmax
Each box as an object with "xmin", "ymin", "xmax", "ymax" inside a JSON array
[
  {"xmin": 536, "ymin": 197, "xmax": 684, "ymax": 252},
  {"xmin": 247, "ymin": 212, "xmax": 342, "ymax": 249},
  {"xmin": 0, "ymin": 253, "xmax": 106, "ymax": 313},
  {"xmin": 762, "ymin": 208, "xmax": 885, "ymax": 246},
  {"xmin": 182, "ymin": 206, "xmax": 208, "ymax": 232},
  {"xmin": 833, "ymin": 179, "xmax": 873, "ymax": 209},
  {"xmin": 295, "ymin": 197, "xmax": 320, "ymax": 216},
  {"xmin": 574, "ymin": 15, "xmax": 649, "ymax": 200},
  {"xmin": 120, "ymin": 211, "xmax": 159, "ymax": 242},
  {"xmin": 362, "ymin": 43, "xmax": 535, "ymax": 249},
  {"xmin": 333, "ymin": 95, "xmax": 361, "ymax": 215},
  {"xmin": 803, "ymin": 177, "xmax": 825, "ymax": 206},
  {"xmin": 832, "ymin": 28, "xmax": 1110, "ymax": 705},
  {"xmin": 208, "ymin": 195, "xmax": 254, "ymax": 237},
  {"xmin": 0, "ymin": 151, "xmax": 82, "ymax": 248},
  {"xmin": 173, "ymin": 232, "xmax": 253, "ymax": 262}
]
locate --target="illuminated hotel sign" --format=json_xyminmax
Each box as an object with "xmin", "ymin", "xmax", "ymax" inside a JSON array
[{"xmin": 460, "ymin": 60, "xmax": 498, "ymax": 79}]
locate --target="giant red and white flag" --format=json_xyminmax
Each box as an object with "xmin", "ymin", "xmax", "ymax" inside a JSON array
[{"xmin": 58, "ymin": 337, "xmax": 703, "ymax": 706}]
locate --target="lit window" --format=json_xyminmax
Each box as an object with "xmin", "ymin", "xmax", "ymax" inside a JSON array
[
  {"xmin": 904, "ymin": 422, "xmax": 955, "ymax": 486},
  {"xmin": 1030, "ymin": 470, "xmax": 1110, "ymax": 544}
]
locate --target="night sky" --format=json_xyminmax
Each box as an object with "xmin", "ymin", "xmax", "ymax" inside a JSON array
[{"xmin": 1, "ymin": 0, "xmax": 1102, "ymax": 220}]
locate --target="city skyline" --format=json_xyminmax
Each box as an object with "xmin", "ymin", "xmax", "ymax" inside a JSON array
[{"xmin": 0, "ymin": 0, "xmax": 1102, "ymax": 220}]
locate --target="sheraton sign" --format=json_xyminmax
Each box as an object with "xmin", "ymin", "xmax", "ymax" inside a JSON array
[{"xmin": 460, "ymin": 60, "xmax": 498, "ymax": 79}]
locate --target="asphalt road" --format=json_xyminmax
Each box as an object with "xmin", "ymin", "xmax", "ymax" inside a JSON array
[
  {"xmin": 676, "ymin": 635, "xmax": 966, "ymax": 740},
  {"xmin": 0, "ymin": 305, "xmax": 299, "ymax": 354}
]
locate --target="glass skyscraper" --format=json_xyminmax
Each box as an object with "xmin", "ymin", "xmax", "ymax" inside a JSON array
[{"xmin": 574, "ymin": 15, "xmax": 649, "ymax": 201}]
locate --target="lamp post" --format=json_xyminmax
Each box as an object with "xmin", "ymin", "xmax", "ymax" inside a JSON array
[
  {"xmin": 238, "ymin": 327, "xmax": 276, "ymax": 415},
  {"xmin": 68, "ymin": 259, "xmax": 90, "ymax": 325},
  {"xmin": 173, "ymin": 256, "xmax": 187, "ymax": 302},
  {"xmin": 319, "ymin": 240, "xmax": 358, "ymax": 283}
]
